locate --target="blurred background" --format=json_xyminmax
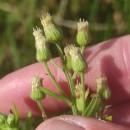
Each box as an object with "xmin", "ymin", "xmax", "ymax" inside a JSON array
[{"xmin": 0, "ymin": 0, "xmax": 130, "ymax": 78}]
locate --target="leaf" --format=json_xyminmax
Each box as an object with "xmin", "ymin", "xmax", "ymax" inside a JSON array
[
  {"xmin": 12, "ymin": 103, "xmax": 19, "ymax": 124},
  {"xmin": 85, "ymin": 95, "xmax": 101, "ymax": 117}
]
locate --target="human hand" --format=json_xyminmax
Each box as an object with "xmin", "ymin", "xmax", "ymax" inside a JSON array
[{"xmin": 0, "ymin": 35, "xmax": 130, "ymax": 130}]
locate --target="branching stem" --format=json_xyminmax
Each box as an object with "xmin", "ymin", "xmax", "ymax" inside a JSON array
[{"xmin": 56, "ymin": 43, "xmax": 77, "ymax": 115}]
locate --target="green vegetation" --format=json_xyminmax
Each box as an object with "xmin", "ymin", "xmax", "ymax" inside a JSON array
[{"xmin": 0, "ymin": 0, "xmax": 130, "ymax": 77}]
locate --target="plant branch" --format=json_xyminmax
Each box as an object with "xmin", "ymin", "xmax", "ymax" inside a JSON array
[
  {"xmin": 50, "ymin": 59, "xmax": 63, "ymax": 71},
  {"xmin": 56, "ymin": 43, "xmax": 77, "ymax": 115},
  {"xmin": 39, "ymin": 87, "xmax": 72, "ymax": 106},
  {"xmin": 43, "ymin": 61, "xmax": 66, "ymax": 96}
]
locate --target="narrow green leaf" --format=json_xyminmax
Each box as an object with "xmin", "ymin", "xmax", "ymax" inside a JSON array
[
  {"xmin": 12, "ymin": 103, "xmax": 19, "ymax": 124},
  {"xmin": 105, "ymin": 115, "xmax": 112, "ymax": 121},
  {"xmin": 85, "ymin": 95, "xmax": 101, "ymax": 117},
  {"xmin": 39, "ymin": 87, "xmax": 72, "ymax": 106}
]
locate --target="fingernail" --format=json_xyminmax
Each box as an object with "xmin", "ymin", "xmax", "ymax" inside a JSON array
[{"xmin": 37, "ymin": 118, "xmax": 85, "ymax": 130}]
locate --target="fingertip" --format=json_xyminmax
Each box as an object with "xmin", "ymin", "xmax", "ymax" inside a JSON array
[{"xmin": 36, "ymin": 115, "xmax": 129, "ymax": 130}]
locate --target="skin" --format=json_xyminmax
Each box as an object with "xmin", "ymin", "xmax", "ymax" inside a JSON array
[{"xmin": 0, "ymin": 35, "xmax": 130, "ymax": 130}]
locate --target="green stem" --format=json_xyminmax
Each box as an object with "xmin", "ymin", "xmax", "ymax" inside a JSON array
[
  {"xmin": 56, "ymin": 43, "xmax": 77, "ymax": 115},
  {"xmin": 64, "ymin": 69, "xmax": 77, "ymax": 115},
  {"xmin": 39, "ymin": 87, "xmax": 72, "ymax": 106},
  {"xmin": 37, "ymin": 100, "xmax": 47, "ymax": 120},
  {"xmin": 50, "ymin": 59, "xmax": 63, "ymax": 71},
  {"xmin": 43, "ymin": 61, "xmax": 65, "ymax": 96},
  {"xmin": 72, "ymin": 72, "xmax": 77, "ymax": 80},
  {"xmin": 55, "ymin": 43, "xmax": 65, "ymax": 64},
  {"xmin": 80, "ymin": 72, "xmax": 85, "ymax": 115},
  {"xmin": 81, "ymin": 46, "xmax": 85, "ymax": 54}
]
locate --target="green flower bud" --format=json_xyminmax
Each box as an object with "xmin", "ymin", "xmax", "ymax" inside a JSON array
[
  {"xmin": 30, "ymin": 76, "xmax": 46, "ymax": 101},
  {"xmin": 7, "ymin": 114, "xmax": 15, "ymax": 127},
  {"xmin": 69, "ymin": 46, "xmax": 87, "ymax": 72},
  {"xmin": 33, "ymin": 27, "xmax": 51, "ymax": 62},
  {"xmin": 96, "ymin": 76, "xmax": 111, "ymax": 100},
  {"xmin": 75, "ymin": 82, "xmax": 82, "ymax": 113},
  {"xmin": 41, "ymin": 13, "xmax": 62, "ymax": 43},
  {"xmin": 0, "ymin": 113, "xmax": 6, "ymax": 124},
  {"xmin": 76, "ymin": 19, "xmax": 89, "ymax": 46},
  {"xmin": 64, "ymin": 44, "xmax": 74, "ymax": 69},
  {"xmin": 75, "ymin": 82, "xmax": 89, "ymax": 113}
]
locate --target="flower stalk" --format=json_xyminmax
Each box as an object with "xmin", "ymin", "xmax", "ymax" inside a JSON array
[
  {"xmin": 42, "ymin": 61, "xmax": 66, "ymax": 96},
  {"xmin": 56, "ymin": 43, "xmax": 77, "ymax": 115},
  {"xmin": 80, "ymin": 72, "xmax": 85, "ymax": 115},
  {"xmin": 37, "ymin": 100, "xmax": 47, "ymax": 120}
]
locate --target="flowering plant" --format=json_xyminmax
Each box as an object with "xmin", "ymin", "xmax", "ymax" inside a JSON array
[
  {"xmin": 31, "ymin": 13, "xmax": 111, "ymax": 120},
  {"xmin": 0, "ymin": 13, "xmax": 112, "ymax": 130}
]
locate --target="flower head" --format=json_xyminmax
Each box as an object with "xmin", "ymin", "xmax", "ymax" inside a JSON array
[
  {"xmin": 30, "ymin": 75, "xmax": 46, "ymax": 101},
  {"xmin": 96, "ymin": 75, "xmax": 111, "ymax": 100},
  {"xmin": 40, "ymin": 13, "xmax": 62, "ymax": 43},
  {"xmin": 33, "ymin": 27, "xmax": 46, "ymax": 50},
  {"xmin": 77, "ymin": 19, "xmax": 89, "ymax": 31},
  {"xmin": 64, "ymin": 45, "xmax": 87, "ymax": 72},
  {"xmin": 33, "ymin": 27, "xmax": 51, "ymax": 62},
  {"xmin": 74, "ymin": 82, "xmax": 82, "ymax": 99},
  {"xmin": 77, "ymin": 19, "xmax": 89, "ymax": 47},
  {"xmin": 31, "ymin": 75, "xmax": 42, "ymax": 88},
  {"xmin": 40, "ymin": 13, "xmax": 52, "ymax": 27}
]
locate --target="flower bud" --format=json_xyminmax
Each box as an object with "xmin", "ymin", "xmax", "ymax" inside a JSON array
[
  {"xmin": 69, "ymin": 46, "xmax": 87, "ymax": 72},
  {"xmin": 7, "ymin": 114, "xmax": 15, "ymax": 127},
  {"xmin": 74, "ymin": 82, "xmax": 82, "ymax": 99},
  {"xmin": 96, "ymin": 75, "xmax": 111, "ymax": 100},
  {"xmin": 64, "ymin": 44, "xmax": 74, "ymax": 69},
  {"xmin": 76, "ymin": 19, "xmax": 89, "ymax": 46},
  {"xmin": 75, "ymin": 82, "xmax": 89, "ymax": 113},
  {"xmin": 75, "ymin": 82, "xmax": 82, "ymax": 113},
  {"xmin": 33, "ymin": 27, "xmax": 51, "ymax": 62},
  {"xmin": 30, "ymin": 76, "xmax": 46, "ymax": 101},
  {"xmin": 41, "ymin": 13, "xmax": 62, "ymax": 43}
]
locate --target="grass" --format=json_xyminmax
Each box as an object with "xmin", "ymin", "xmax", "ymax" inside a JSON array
[{"xmin": 0, "ymin": 0, "xmax": 130, "ymax": 78}]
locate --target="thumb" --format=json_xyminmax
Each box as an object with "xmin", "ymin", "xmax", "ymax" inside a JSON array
[{"xmin": 36, "ymin": 115, "xmax": 129, "ymax": 130}]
